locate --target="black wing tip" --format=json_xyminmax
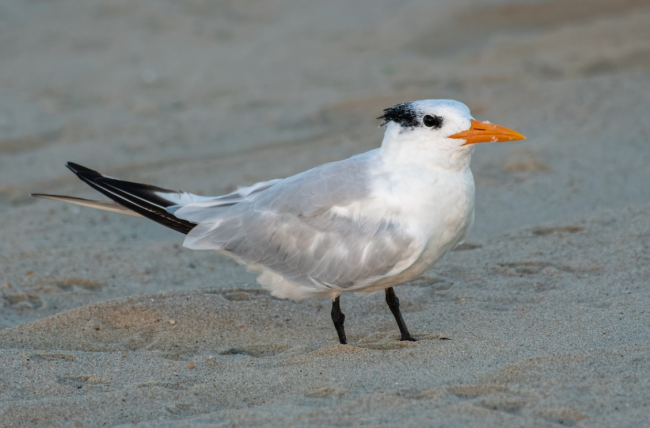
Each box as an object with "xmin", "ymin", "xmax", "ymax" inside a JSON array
[
  {"xmin": 62, "ymin": 162, "xmax": 195, "ymax": 235},
  {"xmin": 66, "ymin": 162, "xmax": 101, "ymax": 177}
]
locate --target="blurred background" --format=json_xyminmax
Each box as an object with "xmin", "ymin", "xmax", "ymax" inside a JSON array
[
  {"xmin": 1, "ymin": 0, "xmax": 649, "ymax": 323},
  {"xmin": 1, "ymin": 2, "xmax": 650, "ymax": 426}
]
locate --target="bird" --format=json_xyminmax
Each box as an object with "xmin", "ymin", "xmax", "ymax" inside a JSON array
[{"xmin": 32, "ymin": 99, "xmax": 525, "ymax": 344}]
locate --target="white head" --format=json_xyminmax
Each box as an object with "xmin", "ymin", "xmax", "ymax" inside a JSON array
[{"xmin": 378, "ymin": 99, "xmax": 525, "ymax": 170}]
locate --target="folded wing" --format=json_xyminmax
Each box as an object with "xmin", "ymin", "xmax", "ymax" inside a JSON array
[{"xmin": 174, "ymin": 153, "xmax": 419, "ymax": 294}]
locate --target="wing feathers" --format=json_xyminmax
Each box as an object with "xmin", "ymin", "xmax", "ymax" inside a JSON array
[
  {"xmin": 30, "ymin": 194, "xmax": 143, "ymax": 217},
  {"xmin": 30, "ymin": 163, "xmax": 198, "ymax": 234},
  {"xmin": 65, "ymin": 162, "xmax": 196, "ymax": 234}
]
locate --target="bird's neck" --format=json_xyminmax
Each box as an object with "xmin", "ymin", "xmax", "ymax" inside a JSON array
[{"xmin": 379, "ymin": 130, "xmax": 474, "ymax": 172}]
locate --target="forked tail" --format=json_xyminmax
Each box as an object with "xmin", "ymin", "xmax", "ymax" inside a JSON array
[{"xmin": 32, "ymin": 162, "xmax": 197, "ymax": 234}]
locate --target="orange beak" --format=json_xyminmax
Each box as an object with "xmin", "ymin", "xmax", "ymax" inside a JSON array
[{"xmin": 449, "ymin": 120, "xmax": 526, "ymax": 145}]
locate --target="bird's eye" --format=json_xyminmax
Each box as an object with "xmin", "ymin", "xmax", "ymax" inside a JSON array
[{"xmin": 423, "ymin": 115, "xmax": 443, "ymax": 128}]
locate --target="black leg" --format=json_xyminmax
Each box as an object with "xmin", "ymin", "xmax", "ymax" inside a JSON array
[
  {"xmin": 331, "ymin": 295, "xmax": 347, "ymax": 344},
  {"xmin": 385, "ymin": 287, "xmax": 416, "ymax": 341}
]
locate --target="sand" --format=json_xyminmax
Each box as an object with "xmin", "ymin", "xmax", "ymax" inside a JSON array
[{"xmin": 1, "ymin": 0, "xmax": 649, "ymax": 426}]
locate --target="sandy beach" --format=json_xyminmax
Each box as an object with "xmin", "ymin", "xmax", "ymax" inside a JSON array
[{"xmin": 1, "ymin": 0, "xmax": 649, "ymax": 426}]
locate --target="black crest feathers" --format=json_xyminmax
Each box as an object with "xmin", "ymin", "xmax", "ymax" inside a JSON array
[{"xmin": 377, "ymin": 102, "xmax": 419, "ymax": 128}]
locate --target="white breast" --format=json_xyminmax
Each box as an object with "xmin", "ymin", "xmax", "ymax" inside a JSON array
[{"xmin": 358, "ymin": 163, "xmax": 476, "ymax": 290}]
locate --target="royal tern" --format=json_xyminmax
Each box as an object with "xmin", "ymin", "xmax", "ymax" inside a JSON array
[{"xmin": 33, "ymin": 99, "xmax": 525, "ymax": 344}]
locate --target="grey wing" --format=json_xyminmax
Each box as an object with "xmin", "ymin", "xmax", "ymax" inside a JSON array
[
  {"xmin": 174, "ymin": 152, "xmax": 419, "ymax": 291},
  {"xmin": 166, "ymin": 178, "xmax": 283, "ymax": 222}
]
